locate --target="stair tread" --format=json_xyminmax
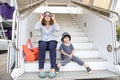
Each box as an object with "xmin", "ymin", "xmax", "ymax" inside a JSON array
[
  {"xmin": 18, "ymin": 70, "xmax": 119, "ymax": 80},
  {"xmin": 33, "ymin": 42, "xmax": 96, "ymax": 50},
  {"xmin": 26, "ymin": 58, "xmax": 106, "ymax": 63}
]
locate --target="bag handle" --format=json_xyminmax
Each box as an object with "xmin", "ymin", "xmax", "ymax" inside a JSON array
[{"xmin": 26, "ymin": 38, "xmax": 33, "ymax": 49}]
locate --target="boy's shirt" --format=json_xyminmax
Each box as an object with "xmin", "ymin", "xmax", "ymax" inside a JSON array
[{"xmin": 59, "ymin": 43, "xmax": 74, "ymax": 59}]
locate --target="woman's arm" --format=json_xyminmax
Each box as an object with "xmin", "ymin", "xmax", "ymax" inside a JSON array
[
  {"xmin": 35, "ymin": 23, "xmax": 42, "ymax": 30},
  {"xmin": 35, "ymin": 14, "xmax": 43, "ymax": 30},
  {"xmin": 53, "ymin": 24, "xmax": 60, "ymax": 31},
  {"xmin": 52, "ymin": 14, "xmax": 60, "ymax": 31},
  {"xmin": 39, "ymin": 13, "xmax": 44, "ymax": 23}
]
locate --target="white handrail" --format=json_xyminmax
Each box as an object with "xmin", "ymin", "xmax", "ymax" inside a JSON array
[{"xmin": 11, "ymin": 10, "xmax": 20, "ymax": 67}]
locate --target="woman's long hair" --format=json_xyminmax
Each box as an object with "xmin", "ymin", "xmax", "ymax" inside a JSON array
[{"xmin": 41, "ymin": 11, "xmax": 54, "ymax": 26}]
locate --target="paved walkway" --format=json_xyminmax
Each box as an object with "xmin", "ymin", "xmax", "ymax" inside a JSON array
[
  {"xmin": 0, "ymin": 51, "xmax": 13, "ymax": 80},
  {"xmin": 0, "ymin": 52, "xmax": 120, "ymax": 80}
]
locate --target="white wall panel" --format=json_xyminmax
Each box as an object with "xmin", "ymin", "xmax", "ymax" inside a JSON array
[{"xmin": 72, "ymin": 11, "xmax": 116, "ymax": 63}]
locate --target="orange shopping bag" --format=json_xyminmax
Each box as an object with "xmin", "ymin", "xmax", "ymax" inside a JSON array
[{"xmin": 23, "ymin": 39, "xmax": 38, "ymax": 62}]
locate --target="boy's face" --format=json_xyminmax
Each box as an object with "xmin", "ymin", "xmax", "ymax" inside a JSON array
[{"xmin": 63, "ymin": 36, "xmax": 70, "ymax": 43}]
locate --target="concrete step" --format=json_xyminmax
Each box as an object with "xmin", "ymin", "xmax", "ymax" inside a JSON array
[
  {"xmin": 33, "ymin": 42, "xmax": 95, "ymax": 50},
  {"xmin": 57, "ymin": 21, "xmax": 78, "ymax": 23},
  {"xmin": 57, "ymin": 21, "xmax": 77, "ymax": 23},
  {"xmin": 33, "ymin": 49, "xmax": 99, "ymax": 59},
  {"xmin": 33, "ymin": 36, "xmax": 89, "ymax": 43},
  {"xmin": 35, "ymin": 31, "xmax": 86, "ymax": 37},
  {"xmin": 33, "ymin": 6, "xmax": 83, "ymax": 14},
  {"xmin": 24, "ymin": 58, "xmax": 107, "ymax": 72},
  {"xmin": 18, "ymin": 70, "xmax": 119, "ymax": 80},
  {"xmin": 58, "ymin": 23, "xmax": 79, "ymax": 26},
  {"xmin": 59, "ymin": 27, "xmax": 82, "ymax": 31},
  {"xmin": 56, "ymin": 18, "xmax": 76, "ymax": 22}
]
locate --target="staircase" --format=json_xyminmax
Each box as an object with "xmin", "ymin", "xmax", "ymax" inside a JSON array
[
  {"xmin": 0, "ymin": 16, "xmax": 6, "ymax": 39},
  {"xmin": 18, "ymin": 14, "xmax": 119, "ymax": 80}
]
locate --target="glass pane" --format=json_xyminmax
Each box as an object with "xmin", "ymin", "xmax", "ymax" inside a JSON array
[
  {"xmin": 93, "ymin": 0, "xmax": 111, "ymax": 9},
  {"xmin": 17, "ymin": 0, "xmax": 41, "ymax": 9},
  {"xmin": 82, "ymin": 0, "xmax": 90, "ymax": 5},
  {"xmin": 74, "ymin": 0, "xmax": 90, "ymax": 5},
  {"xmin": 17, "ymin": 0, "xmax": 30, "ymax": 9}
]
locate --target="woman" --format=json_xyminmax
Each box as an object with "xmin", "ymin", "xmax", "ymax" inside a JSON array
[{"xmin": 35, "ymin": 11, "xmax": 60, "ymax": 78}]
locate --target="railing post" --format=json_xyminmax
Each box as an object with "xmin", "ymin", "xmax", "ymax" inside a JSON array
[{"xmin": 89, "ymin": 0, "xmax": 94, "ymax": 9}]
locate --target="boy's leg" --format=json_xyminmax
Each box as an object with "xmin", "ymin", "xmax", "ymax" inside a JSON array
[
  {"xmin": 72, "ymin": 56, "xmax": 84, "ymax": 66},
  {"xmin": 60, "ymin": 56, "xmax": 71, "ymax": 66},
  {"xmin": 56, "ymin": 56, "xmax": 71, "ymax": 73},
  {"xmin": 72, "ymin": 56, "xmax": 92, "ymax": 73}
]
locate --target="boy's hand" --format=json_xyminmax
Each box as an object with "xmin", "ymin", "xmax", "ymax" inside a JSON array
[{"xmin": 68, "ymin": 55, "xmax": 73, "ymax": 59}]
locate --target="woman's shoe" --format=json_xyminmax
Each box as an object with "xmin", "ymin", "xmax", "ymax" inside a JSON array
[
  {"xmin": 38, "ymin": 72, "xmax": 46, "ymax": 78},
  {"xmin": 48, "ymin": 72, "xmax": 57, "ymax": 78}
]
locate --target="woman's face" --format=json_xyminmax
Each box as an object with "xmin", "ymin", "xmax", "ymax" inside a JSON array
[{"xmin": 44, "ymin": 12, "xmax": 51, "ymax": 22}]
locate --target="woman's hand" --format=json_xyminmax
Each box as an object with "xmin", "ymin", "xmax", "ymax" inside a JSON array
[
  {"xmin": 51, "ymin": 14, "xmax": 57, "ymax": 24},
  {"xmin": 39, "ymin": 13, "xmax": 44, "ymax": 23},
  {"xmin": 51, "ymin": 14, "xmax": 55, "ymax": 20}
]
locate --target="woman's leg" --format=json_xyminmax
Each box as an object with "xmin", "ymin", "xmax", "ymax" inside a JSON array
[
  {"xmin": 48, "ymin": 40, "xmax": 57, "ymax": 70},
  {"xmin": 38, "ymin": 41, "xmax": 47, "ymax": 70},
  {"xmin": 48, "ymin": 40, "xmax": 58, "ymax": 78}
]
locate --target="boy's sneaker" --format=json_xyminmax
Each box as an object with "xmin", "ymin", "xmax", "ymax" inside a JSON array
[
  {"xmin": 86, "ymin": 67, "xmax": 92, "ymax": 74},
  {"xmin": 55, "ymin": 64, "xmax": 60, "ymax": 73},
  {"xmin": 55, "ymin": 67, "xmax": 60, "ymax": 73}
]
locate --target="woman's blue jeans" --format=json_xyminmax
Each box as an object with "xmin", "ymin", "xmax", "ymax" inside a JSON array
[{"xmin": 38, "ymin": 40, "xmax": 57, "ymax": 69}]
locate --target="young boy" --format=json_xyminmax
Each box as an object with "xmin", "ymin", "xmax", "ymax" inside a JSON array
[{"xmin": 56, "ymin": 32, "xmax": 92, "ymax": 73}]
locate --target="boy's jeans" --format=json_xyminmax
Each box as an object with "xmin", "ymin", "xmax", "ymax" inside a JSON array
[
  {"xmin": 60, "ymin": 55, "xmax": 84, "ymax": 66},
  {"xmin": 38, "ymin": 40, "xmax": 57, "ymax": 69}
]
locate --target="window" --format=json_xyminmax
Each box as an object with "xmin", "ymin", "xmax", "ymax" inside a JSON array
[
  {"xmin": 82, "ymin": 0, "xmax": 90, "ymax": 5},
  {"xmin": 93, "ymin": 0, "xmax": 111, "ymax": 9}
]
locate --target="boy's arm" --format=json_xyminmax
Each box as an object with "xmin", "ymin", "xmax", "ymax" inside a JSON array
[
  {"xmin": 60, "ymin": 50, "xmax": 69, "ymax": 56},
  {"xmin": 70, "ymin": 50, "xmax": 74, "ymax": 56},
  {"xmin": 70, "ymin": 44, "xmax": 75, "ymax": 56}
]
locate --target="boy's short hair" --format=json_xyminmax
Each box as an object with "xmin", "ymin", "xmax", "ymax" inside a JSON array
[{"xmin": 61, "ymin": 32, "xmax": 71, "ymax": 42}]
